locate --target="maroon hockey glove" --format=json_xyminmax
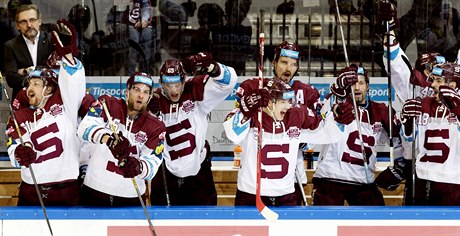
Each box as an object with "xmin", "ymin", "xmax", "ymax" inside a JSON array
[
  {"xmin": 119, "ymin": 156, "xmax": 142, "ymax": 178},
  {"xmin": 376, "ymin": 1, "xmax": 398, "ymax": 33},
  {"xmin": 336, "ymin": 67, "xmax": 358, "ymax": 90},
  {"xmin": 439, "ymin": 85, "xmax": 460, "ymax": 116},
  {"xmin": 14, "ymin": 144, "xmax": 36, "ymax": 167},
  {"xmin": 414, "ymin": 53, "xmax": 444, "ymax": 74},
  {"xmin": 401, "ymin": 98, "xmax": 422, "ymax": 135},
  {"xmin": 106, "ymin": 131, "xmax": 130, "ymax": 162},
  {"xmin": 182, "ymin": 52, "xmax": 220, "ymax": 77},
  {"xmin": 148, "ymin": 91, "xmax": 161, "ymax": 115},
  {"xmin": 333, "ymin": 100, "xmax": 355, "ymax": 125},
  {"xmin": 51, "ymin": 19, "xmax": 78, "ymax": 57},
  {"xmin": 239, "ymin": 88, "xmax": 270, "ymax": 119},
  {"xmin": 375, "ymin": 157, "xmax": 406, "ymax": 191}
]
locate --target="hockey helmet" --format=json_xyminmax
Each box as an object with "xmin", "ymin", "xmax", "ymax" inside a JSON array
[
  {"xmin": 26, "ymin": 67, "xmax": 59, "ymax": 89},
  {"xmin": 160, "ymin": 59, "xmax": 186, "ymax": 84},
  {"xmin": 265, "ymin": 77, "xmax": 295, "ymax": 103},
  {"xmin": 126, "ymin": 72, "xmax": 154, "ymax": 95}
]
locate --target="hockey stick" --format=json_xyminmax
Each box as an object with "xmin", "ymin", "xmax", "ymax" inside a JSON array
[
  {"xmin": 334, "ymin": 0, "xmax": 371, "ymax": 183},
  {"xmin": 385, "ymin": 1, "xmax": 395, "ymax": 167},
  {"xmin": 0, "ymin": 72, "xmax": 54, "ymax": 236},
  {"xmin": 256, "ymin": 9, "xmax": 278, "ymax": 222},
  {"xmin": 161, "ymin": 161, "xmax": 171, "ymax": 206},
  {"xmin": 100, "ymin": 99, "xmax": 157, "ymax": 236},
  {"xmin": 128, "ymin": 38, "xmax": 148, "ymax": 74},
  {"xmin": 295, "ymin": 167, "xmax": 308, "ymax": 206},
  {"xmin": 400, "ymin": 55, "xmax": 417, "ymax": 205}
]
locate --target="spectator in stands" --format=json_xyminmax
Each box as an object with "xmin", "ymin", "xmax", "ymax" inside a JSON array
[{"xmin": 3, "ymin": 4, "xmax": 53, "ymax": 100}]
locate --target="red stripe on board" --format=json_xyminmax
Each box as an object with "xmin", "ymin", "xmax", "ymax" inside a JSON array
[
  {"xmin": 108, "ymin": 225, "xmax": 269, "ymax": 236},
  {"xmin": 338, "ymin": 226, "xmax": 460, "ymax": 236}
]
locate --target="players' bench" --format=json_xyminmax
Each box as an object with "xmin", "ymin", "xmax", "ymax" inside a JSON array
[
  {"xmin": 212, "ymin": 168, "xmax": 405, "ymax": 206},
  {"xmin": 0, "ymin": 169, "xmax": 20, "ymax": 206},
  {"xmin": 0, "ymin": 168, "xmax": 404, "ymax": 206}
]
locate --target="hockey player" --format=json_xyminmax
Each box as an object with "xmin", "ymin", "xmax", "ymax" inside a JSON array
[
  {"xmin": 312, "ymin": 65, "xmax": 404, "ymax": 206},
  {"xmin": 148, "ymin": 52, "xmax": 237, "ymax": 205},
  {"xmin": 237, "ymin": 41, "xmax": 321, "ymax": 205},
  {"xmin": 77, "ymin": 72, "xmax": 165, "ymax": 206},
  {"xmin": 224, "ymin": 78, "xmax": 354, "ymax": 206},
  {"xmin": 6, "ymin": 19, "xmax": 85, "ymax": 206},
  {"xmin": 397, "ymin": 62, "xmax": 460, "ymax": 205}
]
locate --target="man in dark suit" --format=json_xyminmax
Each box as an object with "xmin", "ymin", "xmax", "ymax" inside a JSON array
[{"xmin": 3, "ymin": 4, "xmax": 53, "ymax": 100}]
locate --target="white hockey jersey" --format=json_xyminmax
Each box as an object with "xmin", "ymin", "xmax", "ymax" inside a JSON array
[
  {"xmin": 6, "ymin": 58, "xmax": 86, "ymax": 184},
  {"xmin": 401, "ymin": 96, "xmax": 460, "ymax": 184},
  {"xmin": 159, "ymin": 63, "xmax": 237, "ymax": 178},
  {"xmin": 314, "ymin": 97, "xmax": 404, "ymax": 184},
  {"xmin": 77, "ymin": 95, "xmax": 166, "ymax": 198},
  {"xmin": 224, "ymin": 107, "xmax": 342, "ymax": 197}
]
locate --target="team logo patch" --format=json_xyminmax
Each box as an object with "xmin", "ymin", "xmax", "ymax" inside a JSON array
[
  {"xmin": 6, "ymin": 126, "xmax": 14, "ymax": 135},
  {"xmin": 50, "ymin": 104, "xmax": 63, "ymax": 117},
  {"xmin": 287, "ymin": 127, "xmax": 300, "ymax": 139},
  {"xmin": 134, "ymin": 131, "xmax": 148, "ymax": 144},
  {"xmin": 182, "ymin": 100, "xmax": 195, "ymax": 113},
  {"xmin": 372, "ymin": 122, "xmax": 382, "ymax": 133},
  {"xmin": 448, "ymin": 113, "xmax": 458, "ymax": 124}
]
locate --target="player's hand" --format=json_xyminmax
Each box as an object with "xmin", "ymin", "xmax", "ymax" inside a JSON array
[
  {"xmin": 439, "ymin": 85, "xmax": 460, "ymax": 116},
  {"xmin": 336, "ymin": 67, "xmax": 358, "ymax": 89},
  {"xmin": 400, "ymin": 98, "xmax": 421, "ymax": 135},
  {"xmin": 51, "ymin": 19, "xmax": 78, "ymax": 57},
  {"xmin": 14, "ymin": 144, "xmax": 36, "ymax": 167},
  {"xmin": 239, "ymin": 88, "xmax": 270, "ymax": 118},
  {"xmin": 414, "ymin": 53, "xmax": 444, "ymax": 74},
  {"xmin": 375, "ymin": 157, "xmax": 406, "ymax": 191},
  {"xmin": 119, "ymin": 156, "xmax": 142, "ymax": 178},
  {"xmin": 376, "ymin": 1, "xmax": 398, "ymax": 33},
  {"xmin": 148, "ymin": 91, "xmax": 161, "ymax": 115},
  {"xmin": 401, "ymin": 98, "xmax": 422, "ymax": 121},
  {"xmin": 333, "ymin": 100, "xmax": 355, "ymax": 125},
  {"xmin": 182, "ymin": 52, "xmax": 220, "ymax": 77},
  {"xmin": 106, "ymin": 131, "xmax": 130, "ymax": 162}
]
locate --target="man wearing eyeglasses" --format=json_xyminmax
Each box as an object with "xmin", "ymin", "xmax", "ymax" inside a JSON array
[{"xmin": 4, "ymin": 4, "xmax": 53, "ymax": 101}]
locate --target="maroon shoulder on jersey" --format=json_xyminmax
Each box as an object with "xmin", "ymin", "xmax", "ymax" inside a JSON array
[
  {"xmin": 290, "ymin": 80, "xmax": 320, "ymax": 110},
  {"xmin": 98, "ymin": 95, "xmax": 128, "ymax": 125}
]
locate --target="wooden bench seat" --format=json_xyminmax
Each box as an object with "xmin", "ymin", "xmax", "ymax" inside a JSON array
[
  {"xmin": 0, "ymin": 168, "xmax": 404, "ymax": 206},
  {"xmin": 212, "ymin": 169, "xmax": 404, "ymax": 206}
]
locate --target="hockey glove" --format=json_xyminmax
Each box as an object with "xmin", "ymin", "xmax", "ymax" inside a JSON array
[
  {"xmin": 375, "ymin": 157, "xmax": 406, "ymax": 191},
  {"xmin": 439, "ymin": 85, "xmax": 460, "ymax": 116},
  {"xmin": 401, "ymin": 98, "xmax": 422, "ymax": 135},
  {"xmin": 51, "ymin": 19, "xmax": 78, "ymax": 57},
  {"xmin": 336, "ymin": 68, "xmax": 358, "ymax": 90},
  {"xmin": 239, "ymin": 88, "xmax": 270, "ymax": 118},
  {"xmin": 414, "ymin": 53, "xmax": 444, "ymax": 74},
  {"xmin": 182, "ymin": 52, "xmax": 220, "ymax": 77},
  {"xmin": 106, "ymin": 131, "xmax": 131, "ymax": 162},
  {"xmin": 14, "ymin": 144, "xmax": 36, "ymax": 167},
  {"xmin": 148, "ymin": 91, "xmax": 161, "ymax": 115},
  {"xmin": 119, "ymin": 156, "xmax": 142, "ymax": 178},
  {"xmin": 376, "ymin": 1, "xmax": 398, "ymax": 33},
  {"xmin": 333, "ymin": 100, "xmax": 355, "ymax": 125}
]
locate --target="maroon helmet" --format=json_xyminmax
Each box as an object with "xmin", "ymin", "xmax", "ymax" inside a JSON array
[
  {"xmin": 126, "ymin": 72, "xmax": 154, "ymax": 95},
  {"xmin": 431, "ymin": 62, "xmax": 460, "ymax": 88},
  {"xmin": 26, "ymin": 67, "xmax": 59, "ymax": 89},
  {"xmin": 415, "ymin": 53, "xmax": 445, "ymax": 73},
  {"xmin": 160, "ymin": 59, "xmax": 186, "ymax": 84},
  {"xmin": 273, "ymin": 41, "xmax": 301, "ymax": 63},
  {"xmin": 265, "ymin": 77, "xmax": 295, "ymax": 102}
]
